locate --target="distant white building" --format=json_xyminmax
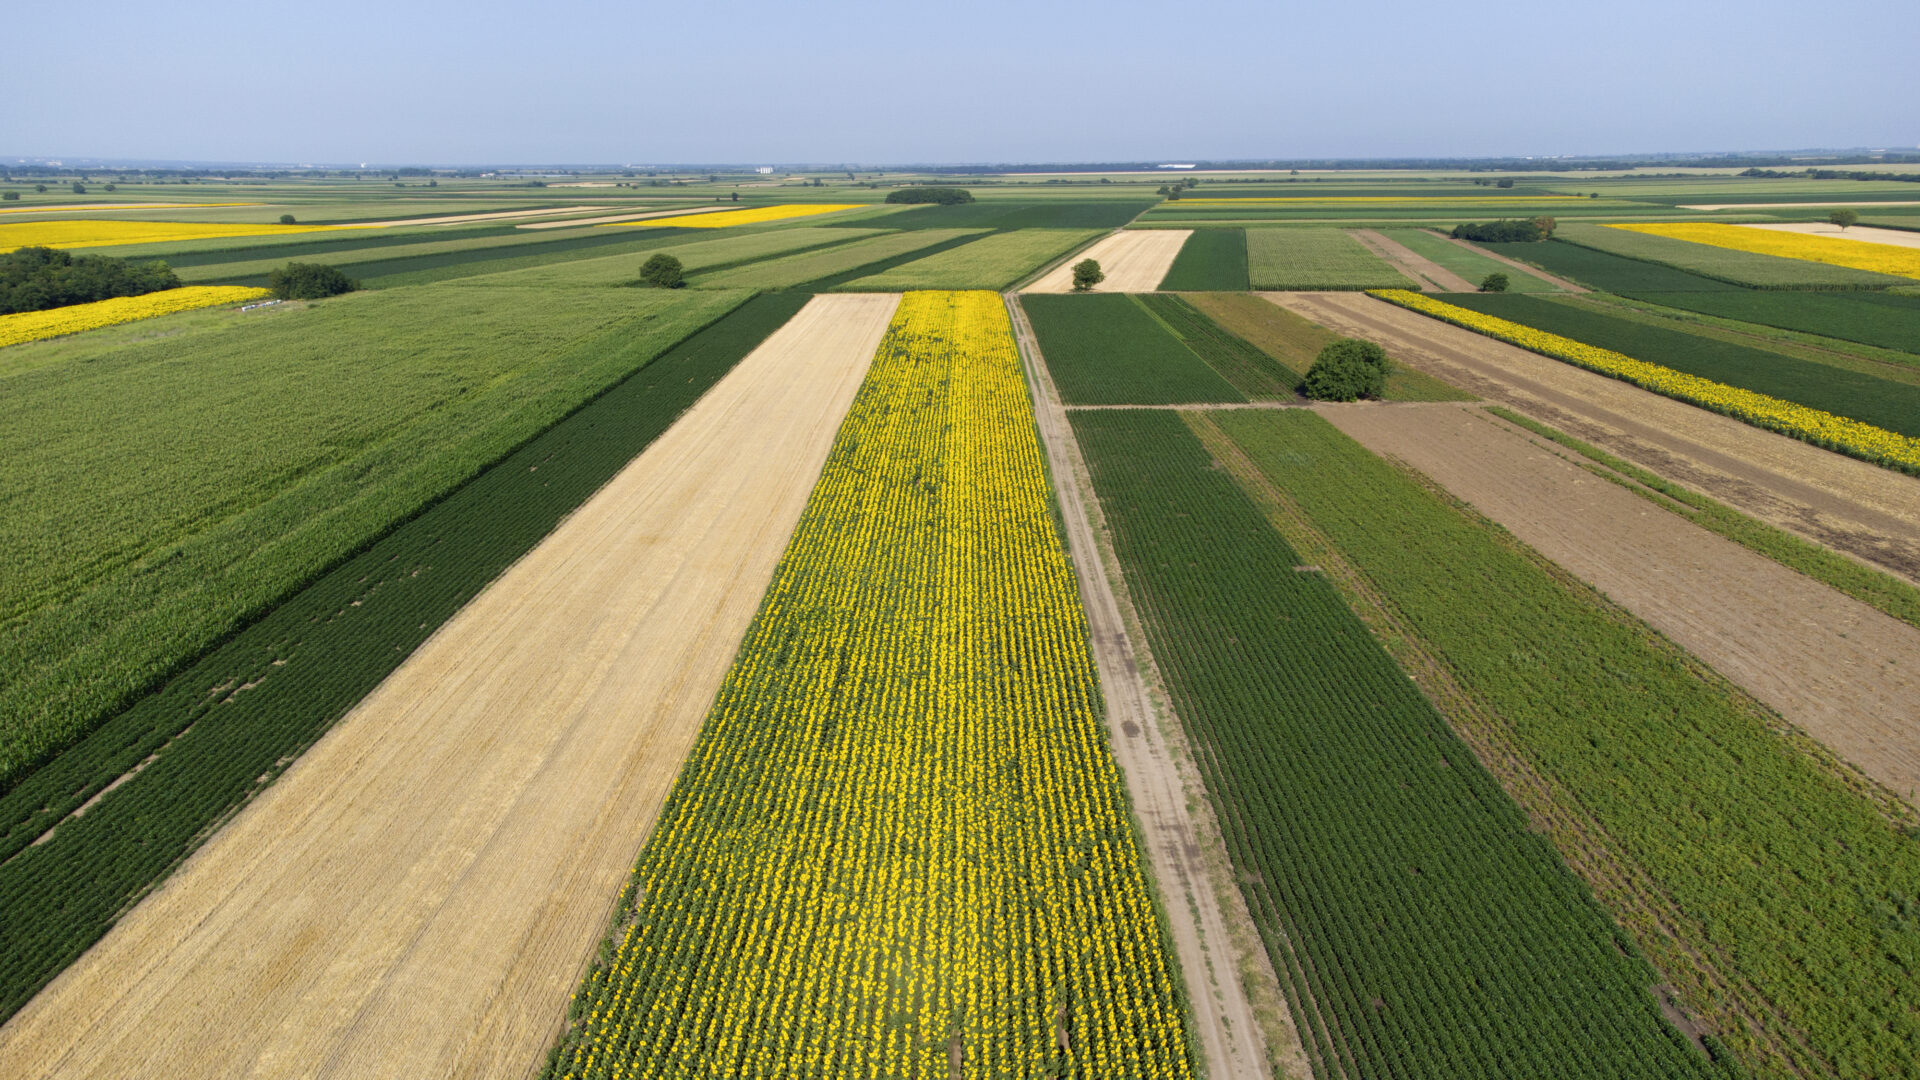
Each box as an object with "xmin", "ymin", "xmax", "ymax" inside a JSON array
[
  {"xmin": 1158, "ymin": 163, "xmax": 1196, "ymax": 169},
  {"xmin": 756, "ymin": 166, "xmax": 775, "ymax": 174}
]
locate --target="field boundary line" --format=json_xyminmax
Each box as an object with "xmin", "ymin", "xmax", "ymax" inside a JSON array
[{"xmin": 1004, "ymin": 293, "xmax": 1305, "ymax": 1080}]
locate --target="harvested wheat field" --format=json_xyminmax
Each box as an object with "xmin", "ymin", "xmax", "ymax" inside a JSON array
[
  {"xmin": 1270, "ymin": 291, "xmax": 1920, "ymax": 586},
  {"xmin": 1023, "ymin": 228, "xmax": 1190, "ymax": 292},
  {"xmin": 1323, "ymin": 402, "xmax": 1920, "ymax": 805},
  {"xmin": 0, "ymin": 293, "xmax": 899, "ymax": 1080}
]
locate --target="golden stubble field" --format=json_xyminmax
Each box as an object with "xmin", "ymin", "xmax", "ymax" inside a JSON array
[{"xmin": 0, "ymin": 294, "xmax": 901, "ymax": 1080}]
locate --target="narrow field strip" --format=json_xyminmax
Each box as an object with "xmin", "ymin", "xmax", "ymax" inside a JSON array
[
  {"xmin": 0, "ymin": 293, "xmax": 891, "ymax": 1076},
  {"xmin": 1021, "ymin": 229, "xmax": 1189, "ymax": 292},
  {"xmin": 1373, "ymin": 289, "xmax": 1920, "ymax": 474},
  {"xmin": 0, "ymin": 219, "xmax": 361, "ymax": 250},
  {"xmin": 1324, "ymin": 402, "xmax": 1920, "ymax": 805},
  {"xmin": 601, "ymin": 202, "xmax": 863, "ymax": 229},
  {"xmin": 0, "ymin": 286, "xmax": 269, "ymax": 347},
  {"xmin": 1612, "ymin": 222, "xmax": 1920, "ymax": 280},
  {"xmin": 1069, "ymin": 408, "xmax": 1717, "ymax": 1080},
  {"xmin": 545, "ymin": 292, "xmax": 1192, "ymax": 1079}
]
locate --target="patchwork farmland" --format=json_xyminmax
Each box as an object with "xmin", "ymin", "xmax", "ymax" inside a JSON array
[{"xmin": 5, "ymin": 162, "xmax": 1920, "ymax": 1080}]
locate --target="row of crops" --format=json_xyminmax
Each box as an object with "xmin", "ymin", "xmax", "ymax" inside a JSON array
[
  {"xmin": 0, "ymin": 293, "xmax": 810, "ymax": 1024},
  {"xmin": 1214, "ymin": 409, "xmax": 1920, "ymax": 1079},
  {"xmin": 543, "ymin": 292, "xmax": 1192, "ymax": 1079},
  {"xmin": 1068, "ymin": 408, "xmax": 1726, "ymax": 1080}
]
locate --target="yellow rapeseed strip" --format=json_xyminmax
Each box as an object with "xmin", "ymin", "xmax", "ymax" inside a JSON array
[
  {"xmin": 601, "ymin": 203, "xmax": 862, "ymax": 229},
  {"xmin": 0, "ymin": 286, "xmax": 273, "ymax": 347},
  {"xmin": 1174, "ymin": 196, "xmax": 1589, "ymax": 204},
  {"xmin": 1371, "ymin": 288, "xmax": 1920, "ymax": 475},
  {"xmin": 1610, "ymin": 222, "xmax": 1920, "ymax": 281},
  {"xmin": 547, "ymin": 291, "xmax": 1194, "ymax": 1078},
  {"xmin": 0, "ymin": 219, "xmax": 350, "ymax": 251}
]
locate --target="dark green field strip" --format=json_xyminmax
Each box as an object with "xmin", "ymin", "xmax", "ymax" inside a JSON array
[
  {"xmin": 1635, "ymin": 290, "xmax": 1920, "ymax": 355},
  {"xmin": 854, "ymin": 199, "xmax": 1155, "ymax": 230},
  {"xmin": 206, "ymin": 228, "xmax": 696, "ymax": 288},
  {"xmin": 789, "ymin": 228, "xmax": 996, "ymax": 290},
  {"xmin": 1213, "ymin": 409, "xmax": 1920, "ymax": 1080},
  {"xmin": 1070, "ymin": 409, "xmax": 1722, "ymax": 1080},
  {"xmin": 1442, "ymin": 292, "xmax": 1920, "ymax": 436},
  {"xmin": 1488, "ymin": 406, "xmax": 1920, "ymax": 631},
  {"xmin": 1480, "ymin": 240, "xmax": 1920, "ymax": 353},
  {"xmin": 1136, "ymin": 293, "xmax": 1294, "ymax": 398},
  {"xmin": 1156, "ymin": 228, "xmax": 1249, "ymax": 290},
  {"xmin": 154, "ymin": 223, "xmax": 524, "ymax": 267},
  {"xmin": 1024, "ymin": 293, "xmax": 1243, "ymax": 405},
  {"xmin": 0, "ymin": 292, "xmax": 807, "ymax": 1025}
]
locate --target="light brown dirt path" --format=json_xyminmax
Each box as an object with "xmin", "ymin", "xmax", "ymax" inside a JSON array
[
  {"xmin": 1427, "ymin": 231, "xmax": 1588, "ymax": 291},
  {"xmin": 1348, "ymin": 228, "xmax": 1475, "ymax": 292},
  {"xmin": 1320, "ymin": 402, "xmax": 1920, "ymax": 806},
  {"xmin": 1268, "ymin": 291, "xmax": 1920, "ymax": 586},
  {"xmin": 1739, "ymin": 221, "xmax": 1920, "ymax": 249},
  {"xmin": 0, "ymin": 293, "xmax": 899, "ymax": 1080},
  {"xmin": 1022, "ymin": 229, "xmax": 1191, "ymax": 293},
  {"xmin": 1005, "ymin": 294, "xmax": 1307, "ymax": 1079}
]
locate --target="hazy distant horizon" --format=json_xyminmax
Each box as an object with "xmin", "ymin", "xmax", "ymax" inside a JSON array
[{"xmin": 10, "ymin": 0, "xmax": 1915, "ymax": 165}]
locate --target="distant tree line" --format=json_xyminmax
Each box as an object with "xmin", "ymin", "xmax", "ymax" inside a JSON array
[
  {"xmin": 1452, "ymin": 217, "xmax": 1557, "ymax": 243},
  {"xmin": 1741, "ymin": 167, "xmax": 1920, "ymax": 185},
  {"xmin": 0, "ymin": 247, "xmax": 180, "ymax": 314},
  {"xmin": 884, "ymin": 186, "xmax": 975, "ymax": 205}
]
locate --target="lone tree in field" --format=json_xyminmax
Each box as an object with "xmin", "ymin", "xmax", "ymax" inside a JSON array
[
  {"xmin": 1301, "ymin": 338, "xmax": 1391, "ymax": 401},
  {"xmin": 279, "ymin": 213, "xmax": 297, "ymax": 225},
  {"xmin": 639, "ymin": 253, "xmax": 685, "ymax": 289},
  {"xmin": 1479, "ymin": 271, "xmax": 1510, "ymax": 292},
  {"xmin": 267, "ymin": 262, "xmax": 357, "ymax": 300},
  {"xmin": 1071, "ymin": 259, "xmax": 1104, "ymax": 291},
  {"xmin": 1830, "ymin": 208, "xmax": 1860, "ymax": 231}
]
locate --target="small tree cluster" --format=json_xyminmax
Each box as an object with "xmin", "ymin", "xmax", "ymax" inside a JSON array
[
  {"xmin": 1452, "ymin": 217, "xmax": 1555, "ymax": 243},
  {"xmin": 639, "ymin": 253, "xmax": 685, "ymax": 288},
  {"xmin": 267, "ymin": 262, "xmax": 358, "ymax": 300},
  {"xmin": 1301, "ymin": 338, "xmax": 1391, "ymax": 401},
  {"xmin": 1479, "ymin": 272, "xmax": 1510, "ymax": 292},
  {"xmin": 1071, "ymin": 259, "xmax": 1104, "ymax": 291},
  {"xmin": 1, "ymin": 247, "xmax": 180, "ymax": 314},
  {"xmin": 884, "ymin": 186, "xmax": 975, "ymax": 205}
]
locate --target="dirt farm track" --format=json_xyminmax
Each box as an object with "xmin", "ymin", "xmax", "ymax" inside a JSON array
[{"xmin": 0, "ymin": 294, "xmax": 898, "ymax": 1080}]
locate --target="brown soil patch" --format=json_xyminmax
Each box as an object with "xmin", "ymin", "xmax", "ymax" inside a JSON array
[
  {"xmin": 1022, "ymin": 229, "xmax": 1191, "ymax": 293},
  {"xmin": 1006, "ymin": 295, "xmax": 1305, "ymax": 1078},
  {"xmin": 1321, "ymin": 401, "xmax": 1920, "ymax": 807},
  {"xmin": 1348, "ymin": 229, "xmax": 1475, "ymax": 292},
  {"xmin": 1738, "ymin": 222, "xmax": 1920, "ymax": 250},
  {"xmin": 1268, "ymin": 291, "xmax": 1920, "ymax": 586},
  {"xmin": 0, "ymin": 294, "xmax": 898, "ymax": 1080}
]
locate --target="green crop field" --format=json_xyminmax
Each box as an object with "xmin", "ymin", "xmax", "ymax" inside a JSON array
[
  {"xmin": 1215, "ymin": 408, "xmax": 1920, "ymax": 1080},
  {"xmin": 1071, "ymin": 408, "xmax": 1721, "ymax": 1080},
  {"xmin": 0, "ymin": 292, "xmax": 805, "ymax": 1026},
  {"xmin": 1136, "ymin": 293, "xmax": 1295, "ymax": 398},
  {"xmin": 693, "ymin": 228, "xmax": 983, "ymax": 289},
  {"xmin": 1380, "ymin": 228, "xmax": 1559, "ymax": 292},
  {"xmin": 1176, "ymin": 292, "xmax": 1470, "ymax": 402},
  {"xmin": 1246, "ymin": 227, "xmax": 1417, "ymax": 290},
  {"xmin": 1443, "ymin": 292, "xmax": 1920, "ymax": 434},
  {"xmin": 1554, "ymin": 223, "xmax": 1909, "ymax": 288},
  {"xmin": 1023, "ymin": 293, "xmax": 1244, "ymax": 405},
  {"xmin": 838, "ymin": 228, "xmax": 1102, "ymax": 290},
  {"xmin": 445, "ymin": 227, "xmax": 887, "ymax": 288},
  {"xmin": 1156, "ymin": 228, "xmax": 1249, "ymax": 290},
  {"xmin": 0, "ymin": 284, "xmax": 748, "ymax": 787}
]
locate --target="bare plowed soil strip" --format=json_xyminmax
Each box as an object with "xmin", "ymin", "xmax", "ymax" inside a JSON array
[
  {"xmin": 1023, "ymin": 229, "xmax": 1191, "ymax": 293},
  {"xmin": 0, "ymin": 294, "xmax": 898, "ymax": 1080},
  {"xmin": 1323, "ymin": 402, "xmax": 1920, "ymax": 806},
  {"xmin": 1348, "ymin": 228, "xmax": 1475, "ymax": 292},
  {"xmin": 1739, "ymin": 222, "xmax": 1920, "ymax": 250},
  {"xmin": 1006, "ymin": 294, "xmax": 1304, "ymax": 1079},
  {"xmin": 1269, "ymin": 291, "xmax": 1920, "ymax": 586}
]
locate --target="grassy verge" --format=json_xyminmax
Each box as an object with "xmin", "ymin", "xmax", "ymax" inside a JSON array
[{"xmin": 0, "ymin": 291, "xmax": 809, "ymax": 1026}]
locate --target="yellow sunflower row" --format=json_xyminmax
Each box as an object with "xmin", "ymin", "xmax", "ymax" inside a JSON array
[
  {"xmin": 0, "ymin": 286, "xmax": 272, "ymax": 348},
  {"xmin": 1371, "ymin": 289, "xmax": 1920, "ymax": 475},
  {"xmin": 1610, "ymin": 222, "xmax": 1920, "ymax": 281},
  {"xmin": 546, "ymin": 291, "xmax": 1193, "ymax": 1079}
]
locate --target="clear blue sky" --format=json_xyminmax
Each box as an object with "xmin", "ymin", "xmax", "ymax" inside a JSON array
[{"xmin": 10, "ymin": 0, "xmax": 1915, "ymax": 165}]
